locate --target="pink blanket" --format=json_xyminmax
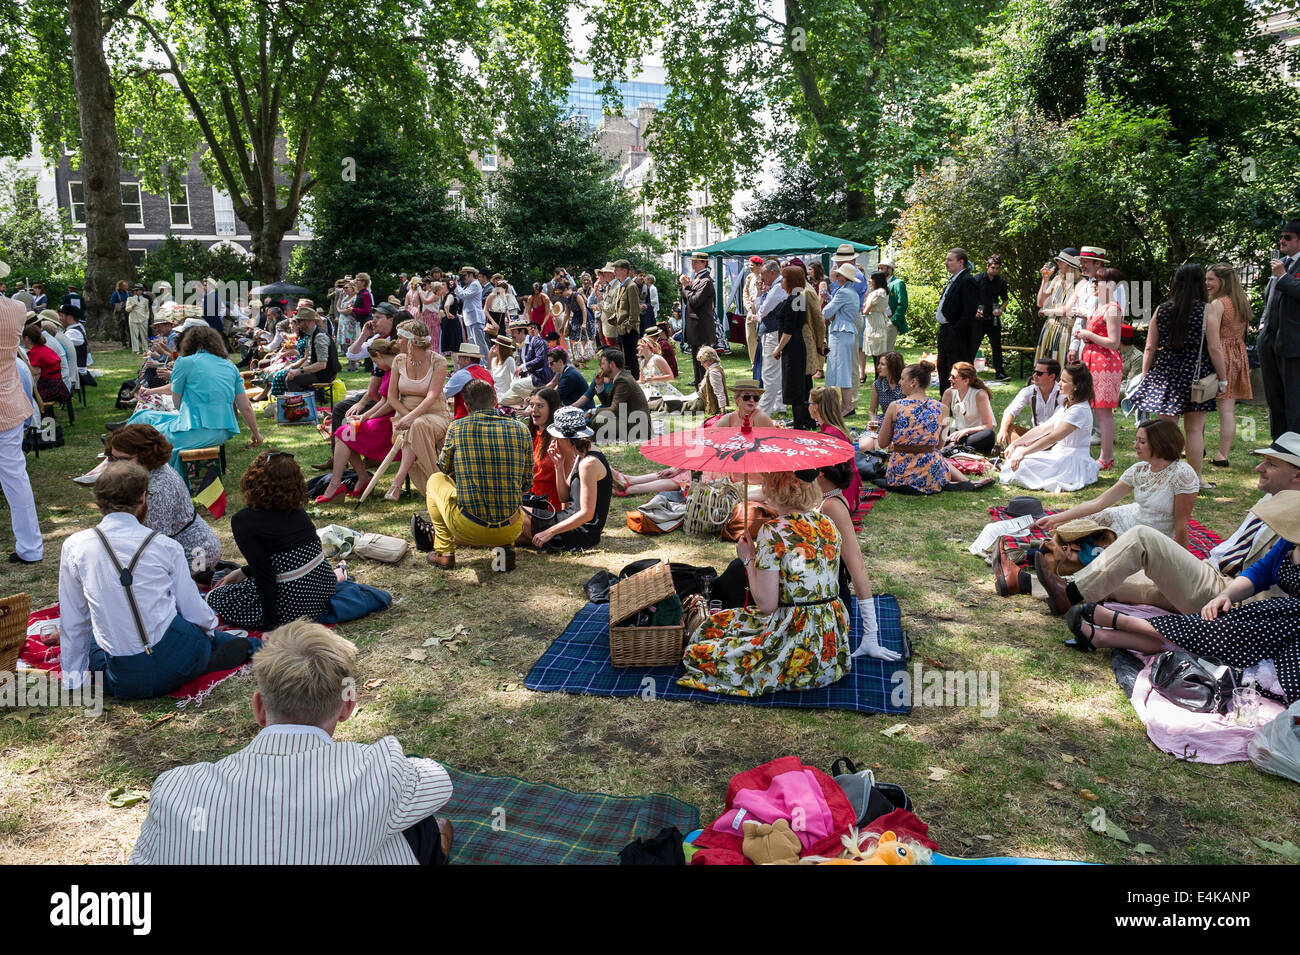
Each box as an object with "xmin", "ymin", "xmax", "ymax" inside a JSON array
[{"xmin": 1108, "ymin": 603, "xmax": 1285, "ymax": 764}]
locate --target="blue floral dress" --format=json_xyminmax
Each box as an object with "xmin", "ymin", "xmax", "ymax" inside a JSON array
[
  {"xmin": 678, "ymin": 511, "xmax": 850, "ymax": 697},
  {"xmin": 884, "ymin": 397, "xmax": 946, "ymax": 493}
]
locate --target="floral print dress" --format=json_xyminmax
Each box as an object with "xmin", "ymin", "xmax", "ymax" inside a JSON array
[
  {"xmin": 885, "ymin": 397, "xmax": 947, "ymax": 493},
  {"xmin": 678, "ymin": 511, "xmax": 850, "ymax": 697}
]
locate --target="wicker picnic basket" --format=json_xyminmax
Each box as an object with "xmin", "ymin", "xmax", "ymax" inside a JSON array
[
  {"xmin": 0, "ymin": 593, "xmax": 31, "ymax": 673},
  {"xmin": 609, "ymin": 561, "xmax": 685, "ymax": 668},
  {"xmin": 683, "ymin": 479, "xmax": 740, "ymax": 537}
]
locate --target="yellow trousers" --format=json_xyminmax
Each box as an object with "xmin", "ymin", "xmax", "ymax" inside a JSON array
[{"xmin": 425, "ymin": 472, "xmax": 522, "ymax": 554}]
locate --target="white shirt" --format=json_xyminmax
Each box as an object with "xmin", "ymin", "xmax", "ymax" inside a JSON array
[
  {"xmin": 130, "ymin": 728, "xmax": 453, "ymax": 864},
  {"xmin": 1004, "ymin": 382, "xmax": 1062, "ymax": 428},
  {"xmin": 491, "ymin": 355, "xmax": 516, "ymax": 398},
  {"xmin": 58, "ymin": 512, "xmax": 219, "ymax": 689},
  {"xmin": 649, "ymin": 284, "xmax": 659, "ymax": 311},
  {"xmin": 347, "ymin": 332, "xmax": 381, "ymax": 364},
  {"xmin": 63, "ymin": 323, "xmax": 87, "ymax": 372},
  {"xmin": 757, "ymin": 282, "xmax": 788, "ymax": 333}
]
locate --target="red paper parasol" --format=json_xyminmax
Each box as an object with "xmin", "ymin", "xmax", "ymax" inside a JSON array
[
  {"xmin": 639, "ymin": 417, "xmax": 856, "ymax": 527},
  {"xmin": 639, "ymin": 420, "xmax": 855, "ymax": 474}
]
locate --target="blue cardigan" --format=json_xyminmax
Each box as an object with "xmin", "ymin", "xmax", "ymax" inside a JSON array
[{"xmin": 1243, "ymin": 539, "xmax": 1297, "ymax": 593}]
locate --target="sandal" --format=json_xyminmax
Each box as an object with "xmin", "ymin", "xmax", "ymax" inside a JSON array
[
  {"xmin": 611, "ymin": 470, "xmax": 630, "ymax": 493},
  {"xmin": 1097, "ymin": 457, "xmax": 1114, "ymax": 471},
  {"xmin": 1210, "ymin": 458, "xmax": 1230, "ymax": 468},
  {"xmin": 385, "ymin": 484, "xmax": 403, "ymax": 502},
  {"xmin": 1062, "ymin": 603, "xmax": 1097, "ymax": 652},
  {"xmin": 1199, "ymin": 481, "xmax": 1217, "ymax": 492}
]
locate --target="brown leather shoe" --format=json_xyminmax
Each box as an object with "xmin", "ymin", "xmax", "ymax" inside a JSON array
[
  {"xmin": 994, "ymin": 536, "xmax": 1022, "ymax": 596},
  {"xmin": 427, "ymin": 552, "xmax": 456, "ymax": 569},
  {"xmin": 1034, "ymin": 551, "xmax": 1074, "ymax": 616},
  {"xmin": 311, "ymin": 460, "xmax": 333, "ymax": 471}
]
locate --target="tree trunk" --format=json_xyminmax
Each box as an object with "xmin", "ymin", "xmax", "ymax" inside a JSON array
[
  {"xmin": 250, "ymin": 217, "xmax": 286, "ymax": 283},
  {"xmin": 67, "ymin": 0, "xmax": 135, "ymax": 340}
]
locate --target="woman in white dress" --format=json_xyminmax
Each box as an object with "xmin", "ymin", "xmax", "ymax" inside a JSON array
[
  {"xmin": 1033, "ymin": 418, "xmax": 1199, "ymax": 549},
  {"xmin": 861, "ymin": 271, "xmax": 893, "ymax": 374},
  {"xmin": 637, "ymin": 335, "xmax": 683, "ymax": 411},
  {"xmin": 489, "ymin": 335, "xmax": 517, "ymax": 402},
  {"xmin": 1000, "ymin": 361, "xmax": 1100, "ymax": 493}
]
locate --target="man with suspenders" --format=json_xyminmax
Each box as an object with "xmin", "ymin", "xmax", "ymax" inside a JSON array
[{"xmin": 57, "ymin": 463, "xmax": 257, "ymax": 699}]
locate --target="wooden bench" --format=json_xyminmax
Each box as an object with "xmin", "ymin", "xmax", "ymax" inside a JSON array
[{"xmin": 1004, "ymin": 345, "xmax": 1036, "ymax": 379}]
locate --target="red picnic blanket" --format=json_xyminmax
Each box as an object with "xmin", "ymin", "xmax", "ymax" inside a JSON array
[
  {"xmin": 986, "ymin": 506, "xmax": 1223, "ymax": 560},
  {"xmin": 20, "ymin": 605, "xmax": 258, "ymax": 704},
  {"xmin": 853, "ymin": 488, "xmax": 886, "ymax": 531}
]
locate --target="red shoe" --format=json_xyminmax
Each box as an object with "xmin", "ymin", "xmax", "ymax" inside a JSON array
[
  {"xmin": 313, "ymin": 485, "xmax": 347, "ymax": 504},
  {"xmin": 1097, "ymin": 457, "xmax": 1114, "ymax": 471}
]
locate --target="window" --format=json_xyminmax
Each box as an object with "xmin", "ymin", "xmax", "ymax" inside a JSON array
[
  {"xmin": 68, "ymin": 182, "xmax": 86, "ymax": 224},
  {"xmin": 121, "ymin": 183, "xmax": 143, "ymax": 226},
  {"xmin": 169, "ymin": 184, "xmax": 190, "ymax": 227},
  {"xmin": 448, "ymin": 189, "xmax": 463, "ymax": 214},
  {"xmin": 212, "ymin": 189, "xmax": 237, "ymax": 235},
  {"xmin": 481, "ymin": 151, "xmax": 497, "ymax": 171},
  {"xmin": 128, "ymin": 248, "xmax": 147, "ymax": 266}
]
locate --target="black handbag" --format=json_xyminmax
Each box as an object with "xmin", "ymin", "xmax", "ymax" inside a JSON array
[
  {"xmin": 830, "ymin": 757, "xmax": 912, "ymax": 827},
  {"xmin": 522, "ymin": 493, "xmax": 559, "ymax": 535},
  {"xmin": 1149, "ymin": 651, "xmax": 1240, "ymax": 715},
  {"xmin": 855, "ymin": 449, "xmax": 886, "ymax": 481}
]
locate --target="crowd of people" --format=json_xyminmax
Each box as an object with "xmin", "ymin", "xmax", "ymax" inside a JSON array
[{"xmin": 2, "ymin": 218, "xmax": 1299, "ymax": 865}]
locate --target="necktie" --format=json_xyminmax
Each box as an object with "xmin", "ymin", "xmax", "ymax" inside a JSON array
[{"xmin": 1217, "ymin": 515, "xmax": 1265, "ymax": 577}]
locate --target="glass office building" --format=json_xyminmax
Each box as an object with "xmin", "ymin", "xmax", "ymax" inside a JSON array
[{"xmin": 566, "ymin": 76, "xmax": 669, "ymax": 130}]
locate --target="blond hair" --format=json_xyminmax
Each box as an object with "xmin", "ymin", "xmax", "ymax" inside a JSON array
[
  {"xmin": 1208, "ymin": 263, "xmax": 1254, "ymax": 328},
  {"xmin": 253, "ymin": 620, "xmax": 358, "ymax": 726},
  {"xmin": 397, "ymin": 318, "xmax": 432, "ymax": 349},
  {"xmin": 762, "ymin": 470, "xmax": 820, "ymax": 510},
  {"xmin": 696, "ymin": 345, "xmax": 720, "ymax": 365}
]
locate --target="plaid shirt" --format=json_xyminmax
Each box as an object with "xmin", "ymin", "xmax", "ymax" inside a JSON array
[{"xmin": 438, "ymin": 410, "xmax": 533, "ymax": 526}]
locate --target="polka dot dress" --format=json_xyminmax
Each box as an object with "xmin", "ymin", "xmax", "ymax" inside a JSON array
[
  {"xmin": 206, "ymin": 541, "xmax": 336, "ymax": 629},
  {"xmin": 1133, "ymin": 301, "xmax": 1216, "ymax": 416},
  {"xmin": 1150, "ymin": 551, "xmax": 1300, "ymax": 705}
]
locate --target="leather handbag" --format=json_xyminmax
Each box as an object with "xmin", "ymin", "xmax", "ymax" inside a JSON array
[
  {"xmin": 718, "ymin": 502, "xmax": 778, "ymax": 542},
  {"xmin": 1189, "ymin": 312, "xmax": 1219, "ymax": 404},
  {"xmin": 1150, "ymin": 651, "xmax": 1240, "ymax": 715}
]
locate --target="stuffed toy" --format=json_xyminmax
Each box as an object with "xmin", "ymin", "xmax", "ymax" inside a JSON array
[
  {"xmin": 803, "ymin": 828, "xmax": 933, "ymax": 865},
  {"xmin": 741, "ymin": 819, "xmax": 802, "ymax": 865}
]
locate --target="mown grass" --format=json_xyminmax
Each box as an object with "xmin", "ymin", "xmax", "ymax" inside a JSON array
[{"xmin": 1, "ymin": 341, "xmax": 1296, "ymax": 865}]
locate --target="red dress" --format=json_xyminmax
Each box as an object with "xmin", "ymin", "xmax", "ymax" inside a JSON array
[
  {"xmin": 531, "ymin": 428, "xmax": 560, "ymax": 510},
  {"xmin": 1081, "ymin": 305, "xmax": 1122, "ymax": 409},
  {"xmin": 530, "ymin": 299, "xmax": 555, "ymax": 338},
  {"xmin": 334, "ymin": 370, "xmax": 398, "ymax": 461}
]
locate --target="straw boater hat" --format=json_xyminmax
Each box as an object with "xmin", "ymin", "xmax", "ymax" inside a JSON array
[
  {"xmin": 832, "ymin": 242, "xmax": 857, "ymax": 263},
  {"xmin": 508, "ymin": 318, "xmax": 529, "ymax": 330},
  {"xmin": 492, "ymin": 335, "xmax": 515, "ymax": 351},
  {"xmin": 459, "ymin": 265, "xmax": 477, "ymax": 275},
  {"xmin": 834, "ymin": 262, "xmax": 858, "ymax": 282},
  {"xmin": 1251, "ymin": 489, "xmax": 1300, "ymax": 544},
  {"xmin": 645, "ymin": 326, "xmax": 665, "ymax": 339},
  {"xmin": 1251, "ymin": 432, "xmax": 1300, "ymax": 469},
  {"xmin": 730, "ymin": 378, "xmax": 765, "ymax": 394},
  {"xmin": 690, "ymin": 251, "xmax": 709, "ymax": 261},
  {"xmin": 1079, "ymin": 246, "xmax": 1108, "ymax": 264}
]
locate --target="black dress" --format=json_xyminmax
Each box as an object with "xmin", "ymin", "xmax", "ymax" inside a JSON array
[
  {"xmin": 776, "ymin": 296, "xmax": 812, "ymax": 429},
  {"xmin": 549, "ymin": 449, "xmax": 613, "ymax": 551},
  {"xmin": 206, "ymin": 508, "xmax": 336, "ymax": 630},
  {"xmin": 1134, "ymin": 301, "xmax": 1215, "ymax": 415},
  {"xmin": 441, "ymin": 293, "xmax": 463, "ymax": 354}
]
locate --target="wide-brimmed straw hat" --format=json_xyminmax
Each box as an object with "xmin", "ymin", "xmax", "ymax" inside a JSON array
[
  {"xmin": 1251, "ymin": 489, "xmax": 1300, "ymax": 543},
  {"xmin": 834, "ymin": 263, "xmax": 858, "ymax": 282},
  {"xmin": 730, "ymin": 378, "xmax": 765, "ymax": 394}
]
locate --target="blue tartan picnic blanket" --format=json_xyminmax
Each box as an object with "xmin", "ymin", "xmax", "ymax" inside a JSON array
[{"xmin": 525, "ymin": 594, "xmax": 911, "ymax": 715}]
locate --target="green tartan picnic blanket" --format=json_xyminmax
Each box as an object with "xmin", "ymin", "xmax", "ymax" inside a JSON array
[{"xmin": 441, "ymin": 766, "xmax": 700, "ymax": 865}]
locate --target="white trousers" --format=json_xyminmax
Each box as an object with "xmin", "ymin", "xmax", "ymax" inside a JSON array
[
  {"xmin": 758, "ymin": 330, "xmax": 783, "ymax": 416},
  {"xmin": 0, "ymin": 422, "xmax": 42, "ymax": 560}
]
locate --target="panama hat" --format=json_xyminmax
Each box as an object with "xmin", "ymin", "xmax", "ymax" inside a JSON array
[
  {"xmin": 455, "ymin": 343, "xmax": 482, "ymax": 357},
  {"xmin": 1251, "ymin": 489, "xmax": 1300, "ymax": 543},
  {"xmin": 878, "ymin": 258, "xmax": 895, "ymax": 269},
  {"xmin": 459, "ymin": 264, "xmax": 477, "ymax": 274},
  {"xmin": 730, "ymin": 378, "xmax": 765, "ymax": 394},
  {"xmin": 598, "ymin": 261, "xmax": 616, "ymax": 274},
  {"xmin": 1251, "ymin": 432, "xmax": 1300, "ymax": 470},
  {"xmin": 832, "ymin": 243, "xmax": 857, "ymax": 262},
  {"xmin": 1055, "ymin": 248, "xmax": 1082, "ymax": 269},
  {"xmin": 37, "ymin": 308, "xmax": 61, "ymax": 325},
  {"xmin": 294, "ymin": 306, "xmax": 319, "ymax": 322},
  {"xmin": 834, "ymin": 263, "xmax": 858, "ymax": 282}
]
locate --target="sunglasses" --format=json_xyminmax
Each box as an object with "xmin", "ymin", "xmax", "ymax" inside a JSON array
[
  {"xmin": 1031, "ymin": 369, "xmax": 1048, "ymax": 377},
  {"xmin": 265, "ymin": 450, "xmax": 294, "ymax": 459},
  {"xmin": 737, "ymin": 393, "xmax": 759, "ymax": 402}
]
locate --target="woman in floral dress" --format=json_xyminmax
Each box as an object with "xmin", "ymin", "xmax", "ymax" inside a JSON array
[
  {"xmin": 679, "ymin": 471, "xmax": 850, "ymax": 697},
  {"xmin": 876, "ymin": 361, "xmax": 979, "ymax": 493}
]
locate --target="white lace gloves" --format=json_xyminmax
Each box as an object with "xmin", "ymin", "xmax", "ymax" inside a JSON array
[{"xmin": 851, "ymin": 596, "xmax": 901, "ymax": 661}]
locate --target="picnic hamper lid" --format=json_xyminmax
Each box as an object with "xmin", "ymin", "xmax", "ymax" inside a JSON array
[{"xmin": 610, "ymin": 560, "xmax": 674, "ymax": 624}]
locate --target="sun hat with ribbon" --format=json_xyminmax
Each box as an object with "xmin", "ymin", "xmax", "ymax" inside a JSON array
[{"xmin": 1251, "ymin": 432, "xmax": 1300, "ymax": 469}]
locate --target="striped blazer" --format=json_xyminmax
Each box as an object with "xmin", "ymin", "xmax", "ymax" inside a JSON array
[{"xmin": 130, "ymin": 729, "xmax": 453, "ymax": 864}]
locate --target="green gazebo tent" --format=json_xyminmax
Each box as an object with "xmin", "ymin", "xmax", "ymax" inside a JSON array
[{"xmin": 690, "ymin": 223, "xmax": 878, "ymax": 327}]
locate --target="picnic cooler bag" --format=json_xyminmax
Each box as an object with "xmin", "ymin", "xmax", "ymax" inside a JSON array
[
  {"xmin": 277, "ymin": 391, "xmax": 318, "ymax": 424},
  {"xmin": 609, "ymin": 560, "xmax": 685, "ymax": 668}
]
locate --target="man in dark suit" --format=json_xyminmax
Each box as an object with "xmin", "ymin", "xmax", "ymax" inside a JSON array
[
  {"xmin": 680, "ymin": 251, "xmax": 716, "ymax": 386},
  {"xmin": 936, "ymin": 247, "xmax": 979, "ymax": 387},
  {"xmin": 1259, "ymin": 218, "xmax": 1300, "ymax": 439}
]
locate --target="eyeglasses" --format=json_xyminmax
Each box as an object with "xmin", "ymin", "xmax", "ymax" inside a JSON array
[{"xmin": 107, "ymin": 452, "xmax": 134, "ymax": 461}]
